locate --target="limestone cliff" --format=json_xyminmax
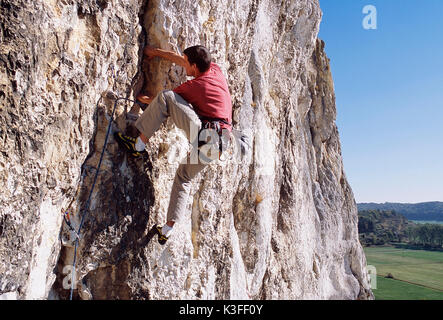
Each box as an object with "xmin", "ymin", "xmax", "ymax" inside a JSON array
[{"xmin": 0, "ymin": 0, "xmax": 373, "ymax": 300}]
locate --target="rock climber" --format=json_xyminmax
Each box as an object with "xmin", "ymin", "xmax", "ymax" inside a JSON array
[{"xmin": 114, "ymin": 45, "xmax": 232, "ymax": 245}]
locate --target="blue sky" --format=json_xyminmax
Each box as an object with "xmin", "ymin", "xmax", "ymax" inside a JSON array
[{"xmin": 318, "ymin": 0, "xmax": 443, "ymax": 203}]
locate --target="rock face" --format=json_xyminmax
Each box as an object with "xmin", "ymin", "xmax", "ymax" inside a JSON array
[{"xmin": 0, "ymin": 0, "xmax": 373, "ymax": 300}]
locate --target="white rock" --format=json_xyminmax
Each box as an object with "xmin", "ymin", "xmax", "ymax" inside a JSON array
[{"xmin": 0, "ymin": 0, "xmax": 373, "ymax": 300}]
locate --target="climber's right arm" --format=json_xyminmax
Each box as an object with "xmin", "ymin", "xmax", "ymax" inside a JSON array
[{"xmin": 144, "ymin": 46, "xmax": 187, "ymax": 68}]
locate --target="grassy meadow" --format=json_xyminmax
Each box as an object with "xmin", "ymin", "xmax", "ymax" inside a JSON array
[{"xmin": 364, "ymin": 246, "xmax": 443, "ymax": 300}]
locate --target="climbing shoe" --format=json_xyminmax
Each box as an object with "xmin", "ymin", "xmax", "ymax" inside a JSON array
[
  {"xmin": 114, "ymin": 132, "xmax": 146, "ymax": 157},
  {"xmin": 154, "ymin": 224, "xmax": 169, "ymax": 245}
]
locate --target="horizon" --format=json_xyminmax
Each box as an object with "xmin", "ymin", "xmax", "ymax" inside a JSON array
[
  {"xmin": 357, "ymin": 201, "xmax": 443, "ymax": 205},
  {"xmin": 318, "ymin": 0, "xmax": 443, "ymax": 204}
]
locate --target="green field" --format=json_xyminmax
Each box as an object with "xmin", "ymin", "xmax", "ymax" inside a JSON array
[{"xmin": 364, "ymin": 246, "xmax": 443, "ymax": 300}]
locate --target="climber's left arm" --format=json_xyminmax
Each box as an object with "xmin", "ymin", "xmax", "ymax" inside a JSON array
[{"xmin": 143, "ymin": 46, "xmax": 187, "ymax": 68}]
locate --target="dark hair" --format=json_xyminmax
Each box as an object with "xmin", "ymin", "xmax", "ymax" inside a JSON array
[{"xmin": 183, "ymin": 45, "xmax": 211, "ymax": 73}]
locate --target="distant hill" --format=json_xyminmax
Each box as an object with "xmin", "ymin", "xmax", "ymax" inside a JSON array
[{"xmin": 357, "ymin": 202, "xmax": 443, "ymax": 222}]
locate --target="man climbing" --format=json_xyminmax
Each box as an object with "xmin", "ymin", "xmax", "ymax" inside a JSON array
[{"xmin": 114, "ymin": 45, "xmax": 232, "ymax": 245}]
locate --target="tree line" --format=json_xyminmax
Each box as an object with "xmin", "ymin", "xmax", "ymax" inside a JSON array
[
  {"xmin": 358, "ymin": 209, "xmax": 443, "ymax": 249},
  {"xmin": 406, "ymin": 224, "xmax": 443, "ymax": 248}
]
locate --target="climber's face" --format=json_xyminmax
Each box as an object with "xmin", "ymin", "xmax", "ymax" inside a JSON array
[{"xmin": 184, "ymin": 54, "xmax": 199, "ymax": 78}]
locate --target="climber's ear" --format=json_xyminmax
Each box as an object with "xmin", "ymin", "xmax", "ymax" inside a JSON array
[{"xmin": 184, "ymin": 54, "xmax": 199, "ymax": 77}]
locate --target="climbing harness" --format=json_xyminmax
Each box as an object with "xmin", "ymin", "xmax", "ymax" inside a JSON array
[
  {"xmin": 198, "ymin": 116, "xmax": 232, "ymax": 162},
  {"xmin": 199, "ymin": 116, "xmax": 232, "ymax": 134}
]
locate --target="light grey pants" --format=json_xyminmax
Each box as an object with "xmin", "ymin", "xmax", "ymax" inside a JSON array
[{"xmin": 135, "ymin": 90, "xmax": 210, "ymax": 222}]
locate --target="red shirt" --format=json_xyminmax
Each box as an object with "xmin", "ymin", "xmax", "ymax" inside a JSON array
[{"xmin": 173, "ymin": 62, "xmax": 232, "ymax": 131}]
